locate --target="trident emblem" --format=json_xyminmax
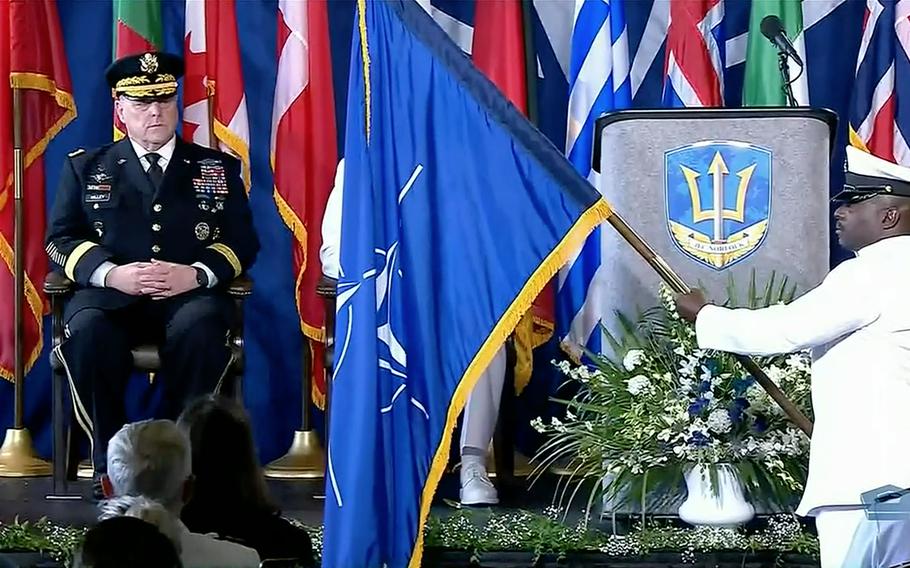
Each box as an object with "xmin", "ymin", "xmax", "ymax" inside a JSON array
[
  {"xmin": 680, "ymin": 152, "xmax": 757, "ymax": 243},
  {"xmin": 665, "ymin": 141, "xmax": 772, "ymax": 270}
]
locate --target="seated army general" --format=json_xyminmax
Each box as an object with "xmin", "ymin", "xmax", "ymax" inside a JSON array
[{"xmin": 45, "ymin": 51, "xmax": 259, "ymax": 495}]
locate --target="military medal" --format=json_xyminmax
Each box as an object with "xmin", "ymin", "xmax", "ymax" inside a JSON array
[{"xmin": 195, "ymin": 222, "xmax": 210, "ymax": 241}]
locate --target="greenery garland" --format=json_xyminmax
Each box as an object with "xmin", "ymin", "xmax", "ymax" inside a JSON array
[
  {"xmin": 1, "ymin": 511, "xmax": 817, "ymax": 566},
  {"xmin": 424, "ymin": 509, "xmax": 818, "ymax": 562}
]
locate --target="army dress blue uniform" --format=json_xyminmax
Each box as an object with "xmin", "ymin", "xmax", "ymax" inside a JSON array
[{"xmin": 45, "ymin": 136, "xmax": 259, "ymax": 474}]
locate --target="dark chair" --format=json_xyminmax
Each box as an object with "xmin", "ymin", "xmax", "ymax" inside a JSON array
[{"xmin": 44, "ymin": 271, "xmax": 253, "ymax": 495}]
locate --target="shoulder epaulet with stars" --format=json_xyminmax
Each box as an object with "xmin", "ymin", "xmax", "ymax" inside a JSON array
[{"xmin": 68, "ymin": 148, "xmax": 85, "ymax": 158}]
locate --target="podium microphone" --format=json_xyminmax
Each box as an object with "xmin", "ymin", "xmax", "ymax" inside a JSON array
[{"xmin": 760, "ymin": 15, "xmax": 804, "ymax": 67}]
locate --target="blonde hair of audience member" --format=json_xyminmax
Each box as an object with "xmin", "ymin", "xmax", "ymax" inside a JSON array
[{"xmin": 101, "ymin": 419, "xmax": 193, "ymax": 515}]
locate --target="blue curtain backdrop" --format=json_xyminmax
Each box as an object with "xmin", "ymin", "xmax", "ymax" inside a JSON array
[{"xmin": 0, "ymin": 0, "xmax": 866, "ymax": 464}]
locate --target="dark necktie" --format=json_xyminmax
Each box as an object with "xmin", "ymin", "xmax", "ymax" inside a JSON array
[{"xmin": 145, "ymin": 152, "xmax": 164, "ymax": 190}]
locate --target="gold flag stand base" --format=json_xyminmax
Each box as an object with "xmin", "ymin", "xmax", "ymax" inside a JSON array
[
  {"xmin": 0, "ymin": 428, "xmax": 51, "ymax": 477},
  {"xmin": 263, "ymin": 430, "xmax": 325, "ymax": 479},
  {"xmin": 76, "ymin": 459, "xmax": 93, "ymax": 479},
  {"xmin": 548, "ymin": 457, "xmax": 575, "ymax": 477},
  {"xmin": 487, "ymin": 448, "xmax": 535, "ymax": 478}
]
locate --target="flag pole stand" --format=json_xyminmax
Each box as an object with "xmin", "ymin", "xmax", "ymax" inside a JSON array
[
  {"xmin": 0, "ymin": 87, "xmax": 51, "ymax": 478},
  {"xmin": 264, "ymin": 340, "xmax": 325, "ymax": 479}
]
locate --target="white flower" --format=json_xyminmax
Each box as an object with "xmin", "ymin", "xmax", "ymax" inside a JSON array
[
  {"xmin": 626, "ymin": 375, "xmax": 651, "ymax": 396},
  {"xmin": 700, "ymin": 366, "xmax": 714, "ymax": 382},
  {"xmin": 678, "ymin": 358, "xmax": 698, "ymax": 377},
  {"xmin": 623, "ymin": 349, "xmax": 645, "ymax": 371},
  {"xmin": 707, "ymin": 409, "xmax": 732, "ymax": 434},
  {"xmin": 765, "ymin": 365, "xmax": 785, "ymax": 385},
  {"xmin": 786, "ymin": 353, "xmax": 810, "ymax": 371}
]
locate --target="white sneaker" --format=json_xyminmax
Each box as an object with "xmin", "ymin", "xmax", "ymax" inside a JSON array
[{"xmin": 459, "ymin": 461, "xmax": 499, "ymax": 506}]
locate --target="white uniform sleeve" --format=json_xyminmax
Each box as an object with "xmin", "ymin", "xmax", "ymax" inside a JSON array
[
  {"xmin": 695, "ymin": 260, "xmax": 880, "ymax": 356},
  {"xmin": 319, "ymin": 158, "xmax": 344, "ymax": 280}
]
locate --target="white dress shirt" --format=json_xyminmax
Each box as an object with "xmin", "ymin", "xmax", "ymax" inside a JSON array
[
  {"xmin": 89, "ymin": 136, "xmax": 217, "ymax": 288},
  {"xmin": 176, "ymin": 520, "xmax": 261, "ymax": 568},
  {"xmin": 695, "ymin": 235, "xmax": 910, "ymax": 516},
  {"xmin": 130, "ymin": 135, "xmax": 176, "ymax": 173},
  {"xmin": 319, "ymin": 158, "xmax": 345, "ymax": 279}
]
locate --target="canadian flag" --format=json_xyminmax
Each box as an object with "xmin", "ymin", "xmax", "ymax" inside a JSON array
[
  {"xmin": 184, "ymin": 0, "xmax": 251, "ymax": 188},
  {"xmin": 271, "ymin": 0, "xmax": 337, "ymax": 409}
]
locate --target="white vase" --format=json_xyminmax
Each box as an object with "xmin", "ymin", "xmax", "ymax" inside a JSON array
[{"xmin": 678, "ymin": 463, "xmax": 755, "ymax": 527}]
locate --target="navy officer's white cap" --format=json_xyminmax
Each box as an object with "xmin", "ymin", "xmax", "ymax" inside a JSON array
[{"xmin": 833, "ymin": 146, "xmax": 910, "ymax": 203}]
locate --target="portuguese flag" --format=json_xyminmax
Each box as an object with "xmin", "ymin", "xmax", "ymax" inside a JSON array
[{"xmin": 113, "ymin": 0, "xmax": 162, "ymax": 138}]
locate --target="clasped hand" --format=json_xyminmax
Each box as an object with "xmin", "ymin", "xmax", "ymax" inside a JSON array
[{"xmin": 106, "ymin": 259, "xmax": 199, "ymax": 299}]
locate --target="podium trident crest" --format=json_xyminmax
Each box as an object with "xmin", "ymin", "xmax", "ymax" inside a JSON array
[{"xmin": 665, "ymin": 141, "xmax": 773, "ymax": 270}]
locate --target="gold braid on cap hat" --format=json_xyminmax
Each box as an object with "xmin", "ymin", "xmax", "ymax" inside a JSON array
[{"xmin": 112, "ymin": 74, "xmax": 177, "ymax": 98}]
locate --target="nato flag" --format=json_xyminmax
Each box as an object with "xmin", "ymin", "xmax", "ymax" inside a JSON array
[{"xmin": 322, "ymin": 1, "xmax": 611, "ymax": 566}]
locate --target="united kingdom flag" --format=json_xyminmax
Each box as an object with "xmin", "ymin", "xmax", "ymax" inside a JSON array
[
  {"xmin": 849, "ymin": 0, "xmax": 910, "ymax": 165},
  {"xmin": 662, "ymin": 0, "xmax": 726, "ymax": 107}
]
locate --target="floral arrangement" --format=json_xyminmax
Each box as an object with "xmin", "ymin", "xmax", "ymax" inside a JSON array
[{"xmin": 532, "ymin": 273, "xmax": 813, "ymax": 513}]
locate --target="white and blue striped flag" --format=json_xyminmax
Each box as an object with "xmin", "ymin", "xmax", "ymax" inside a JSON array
[{"xmin": 557, "ymin": 0, "xmax": 631, "ymax": 357}]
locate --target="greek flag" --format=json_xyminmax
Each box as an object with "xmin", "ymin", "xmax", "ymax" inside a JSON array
[{"xmin": 557, "ymin": 0, "xmax": 631, "ymax": 356}]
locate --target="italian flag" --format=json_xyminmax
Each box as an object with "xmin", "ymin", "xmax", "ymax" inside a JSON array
[
  {"xmin": 742, "ymin": 0, "xmax": 809, "ymax": 106},
  {"xmin": 113, "ymin": 0, "xmax": 162, "ymax": 138}
]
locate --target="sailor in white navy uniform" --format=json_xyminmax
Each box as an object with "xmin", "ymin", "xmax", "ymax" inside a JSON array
[{"xmin": 675, "ymin": 146, "xmax": 910, "ymax": 567}]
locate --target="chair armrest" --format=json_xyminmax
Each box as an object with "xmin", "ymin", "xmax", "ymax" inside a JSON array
[
  {"xmin": 316, "ymin": 275, "xmax": 337, "ymax": 299},
  {"xmin": 44, "ymin": 272, "xmax": 74, "ymax": 296},
  {"xmin": 227, "ymin": 274, "xmax": 253, "ymax": 298}
]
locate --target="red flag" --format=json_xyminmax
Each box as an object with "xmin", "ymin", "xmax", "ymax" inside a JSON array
[
  {"xmin": 271, "ymin": 0, "xmax": 337, "ymax": 409},
  {"xmin": 471, "ymin": 0, "xmax": 554, "ymax": 392},
  {"xmin": 183, "ymin": 0, "xmax": 251, "ymax": 189},
  {"xmin": 0, "ymin": 0, "xmax": 75, "ymax": 381}
]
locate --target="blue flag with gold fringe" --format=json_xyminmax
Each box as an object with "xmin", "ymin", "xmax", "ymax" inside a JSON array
[{"xmin": 322, "ymin": 1, "xmax": 611, "ymax": 566}]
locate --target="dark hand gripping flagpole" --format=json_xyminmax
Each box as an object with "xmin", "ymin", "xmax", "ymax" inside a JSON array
[{"xmin": 605, "ymin": 209, "xmax": 814, "ymax": 437}]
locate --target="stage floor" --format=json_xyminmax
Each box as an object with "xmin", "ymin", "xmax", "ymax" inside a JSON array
[
  {"xmin": 0, "ymin": 472, "xmax": 565, "ymax": 528},
  {"xmin": 0, "ymin": 474, "xmax": 822, "ymax": 567}
]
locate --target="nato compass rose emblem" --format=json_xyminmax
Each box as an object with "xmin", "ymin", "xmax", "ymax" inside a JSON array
[
  {"xmin": 333, "ymin": 164, "xmax": 429, "ymax": 420},
  {"xmin": 664, "ymin": 141, "xmax": 772, "ymax": 270}
]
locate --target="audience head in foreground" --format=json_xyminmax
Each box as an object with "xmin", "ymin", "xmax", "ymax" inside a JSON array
[
  {"xmin": 100, "ymin": 418, "xmax": 262, "ymax": 568},
  {"xmin": 74, "ymin": 516, "xmax": 181, "ymax": 568}
]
